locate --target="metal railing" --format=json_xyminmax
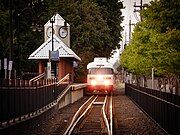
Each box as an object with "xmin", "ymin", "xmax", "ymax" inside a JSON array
[
  {"xmin": 0, "ymin": 73, "xmax": 87, "ymax": 129},
  {"xmin": 57, "ymin": 73, "xmax": 70, "ymax": 86},
  {"xmin": 29, "ymin": 72, "xmax": 45, "ymax": 82},
  {"xmin": 0, "ymin": 74, "xmax": 71, "ymax": 128},
  {"xmin": 0, "ymin": 78, "xmax": 55, "ymax": 88},
  {"xmin": 125, "ymin": 83, "xmax": 180, "ymax": 135}
]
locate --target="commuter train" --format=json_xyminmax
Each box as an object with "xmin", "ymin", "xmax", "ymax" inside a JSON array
[{"xmin": 87, "ymin": 57, "xmax": 115, "ymax": 94}]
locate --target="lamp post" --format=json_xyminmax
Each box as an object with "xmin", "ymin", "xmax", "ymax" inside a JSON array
[
  {"xmin": 17, "ymin": 7, "xmax": 34, "ymax": 78},
  {"xmin": 9, "ymin": 0, "xmax": 13, "ymax": 61},
  {"xmin": 50, "ymin": 15, "xmax": 57, "ymax": 79},
  {"xmin": 50, "ymin": 16, "xmax": 55, "ymax": 52},
  {"xmin": 17, "ymin": 2, "xmax": 44, "ymax": 77}
]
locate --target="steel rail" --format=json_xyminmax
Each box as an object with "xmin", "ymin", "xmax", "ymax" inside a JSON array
[
  {"xmin": 102, "ymin": 95, "xmax": 110, "ymax": 134},
  {"xmin": 63, "ymin": 95, "xmax": 97, "ymax": 135},
  {"xmin": 110, "ymin": 93, "xmax": 113, "ymax": 135},
  {"xmin": 102, "ymin": 94, "xmax": 113, "ymax": 135},
  {"xmin": 64, "ymin": 94, "xmax": 113, "ymax": 135}
]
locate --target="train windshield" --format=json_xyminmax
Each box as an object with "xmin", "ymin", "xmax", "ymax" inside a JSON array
[{"xmin": 88, "ymin": 68, "xmax": 113, "ymax": 74}]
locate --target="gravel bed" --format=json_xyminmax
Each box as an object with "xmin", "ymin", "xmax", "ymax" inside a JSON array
[{"xmin": 113, "ymin": 88, "xmax": 167, "ymax": 135}]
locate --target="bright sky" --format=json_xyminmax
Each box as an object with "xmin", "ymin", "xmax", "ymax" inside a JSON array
[
  {"xmin": 121, "ymin": 0, "xmax": 151, "ymax": 43},
  {"xmin": 109, "ymin": 0, "xmax": 152, "ymax": 64}
]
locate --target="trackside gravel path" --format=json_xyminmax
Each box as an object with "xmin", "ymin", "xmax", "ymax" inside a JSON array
[{"xmin": 113, "ymin": 87, "xmax": 167, "ymax": 135}]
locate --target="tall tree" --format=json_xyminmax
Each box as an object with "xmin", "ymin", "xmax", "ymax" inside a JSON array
[
  {"xmin": 0, "ymin": 10, "xmax": 9, "ymax": 58},
  {"xmin": 121, "ymin": 0, "xmax": 180, "ymax": 86},
  {"xmin": 53, "ymin": 0, "xmax": 124, "ymax": 81},
  {"xmin": 0, "ymin": 0, "xmax": 124, "ymax": 81}
]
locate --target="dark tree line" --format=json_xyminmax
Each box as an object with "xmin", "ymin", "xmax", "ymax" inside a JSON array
[{"xmin": 0, "ymin": 0, "xmax": 124, "ymax": 81}]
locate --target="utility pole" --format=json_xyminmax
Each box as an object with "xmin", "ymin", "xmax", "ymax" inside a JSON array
[
  {"xmin": 140, "ymin": 0, "xmax": 143, "ymax": 12},
  {"xmin": 134, "ymin": 0, "xmax": 148, "ymax": 21},
  {"xmin": 9, "ymin": 0, "xmax": 13, "ymax": 60},
  {"xmin": 128, "ymin": 19, "xmax": 136, "ymax": 42},
  {"xmin": 129, "ymin": 19, "xmax": 131, "ymax": 41},
  {"xmin": 125, "ymin": 31, "xmax": 127, "ymax": 45}
]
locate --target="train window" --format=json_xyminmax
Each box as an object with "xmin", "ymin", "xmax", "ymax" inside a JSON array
[{"xmin": 88, "ymin": 68, "xmax": 113, "ymax": 74}]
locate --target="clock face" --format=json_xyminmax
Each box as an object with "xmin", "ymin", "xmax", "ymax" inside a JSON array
[
  {"xmin": 59, "ymin": 27, "xmax": 68, "ymax": 38},
  {"xmin": 46, "ymin": 27, "xmax": 54, "ymax": 38}
]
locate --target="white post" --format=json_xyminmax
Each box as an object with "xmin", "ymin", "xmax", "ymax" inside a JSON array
[
  {"xmin": 47, "ymin": 62, "xmax": 51, "ymax": 79},
  {"xmin": 152, "ymin": 68, "xmax": 154, "ymax": 89},
  {"xmin": 8, "ymin": 60, "xmax": 13, "ymax": 79},
  {"xmin": 122, "ymin": 67, "xmax": 124, "ymax": 82},
  {"xmin": 4, "ymin": 58, "xmax": 7, "ymax": 79},
  {"xmin": 124, "ymin": 70, "xmax": 126, "ymax": 83},
  {"xmin": 130, "ymin": 73, "xmax": 132, "ymax": 84},
  {"xmin": 142, "ymin": 77, "xmax": 145, "ymax": 87}
]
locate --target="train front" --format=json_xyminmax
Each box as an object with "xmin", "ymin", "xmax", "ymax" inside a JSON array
[{"xmin": 87, "ymin": 58, "xmax": 114, "ymax": 94}]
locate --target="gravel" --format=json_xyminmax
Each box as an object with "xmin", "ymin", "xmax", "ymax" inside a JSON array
[{"xmin": 113, "ymin": 87, "xmax": 167, "ymax": 135}]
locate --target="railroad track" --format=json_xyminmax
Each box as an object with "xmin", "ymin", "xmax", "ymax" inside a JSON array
[{"xmin": 64, "ymin": 94, "xmax": 113, "ymax": 135}]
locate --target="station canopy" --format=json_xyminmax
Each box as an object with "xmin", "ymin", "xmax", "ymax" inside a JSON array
[{"xmin": 28, "ymin": 35, "xmax": 81, "ymax": 61}]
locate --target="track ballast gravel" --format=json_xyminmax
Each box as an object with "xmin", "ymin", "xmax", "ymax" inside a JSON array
[{"xmin": 113, "ymin": 88, "xmax": 167, "ymax": 135}]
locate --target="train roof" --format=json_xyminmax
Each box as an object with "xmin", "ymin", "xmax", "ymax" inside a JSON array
[{"xmin": 87, "ymin": 57, "xmax": 114, "ymax": 70}]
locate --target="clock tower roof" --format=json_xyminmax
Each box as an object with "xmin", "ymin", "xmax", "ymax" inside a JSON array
[
  {"xmin": 44, "ymin": 13, "xmax": 70, "ymax": 27},
  {"xmin": 29, "ymin": 34, "xmax": 81, "ymax": 61}
]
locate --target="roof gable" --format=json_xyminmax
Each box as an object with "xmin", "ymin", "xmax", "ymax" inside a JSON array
[
  {"xmin": 29, "ymin": 35, "xmax": 81, "ymax": 61},
  {"xmin": 44, "ymin": 13, "xmax": 70, "ymax": 27}
]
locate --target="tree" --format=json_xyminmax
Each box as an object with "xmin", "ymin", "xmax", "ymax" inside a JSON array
[
  {"xmin": 0, "ymin": 0, "xmax": 124, "ymax": 81},
  {"xmin": 53, "ymin": 0, "xmax": 124, "ymax": 82},
  {"xmin": 0, "ymin": 0, "xmax": 49, "ymax": 73},
  {"xmin": 94, "ymin": 0, "xmax": 124, "ymax": 52},
  {"xmin": 120, "ymin": 0, "xmax": 180, "ymax": 93},
  {"xmin": 0, "ymin": 10, "xmax": 9, "ymax": 58}
]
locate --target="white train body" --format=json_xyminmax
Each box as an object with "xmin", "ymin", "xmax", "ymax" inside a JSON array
[{"xmin": 87, "ymin": 57, "xmax": 115, "ymax": 94}]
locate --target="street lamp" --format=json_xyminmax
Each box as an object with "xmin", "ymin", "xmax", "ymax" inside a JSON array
[
  {"xmin": 17, "ymin": 2, "xmax": 44, "ymax": 77},
  {"xmin": 17, "ymin": 7, "xmax": 34, "ymax": 77},
  {"xmin": 9, "ymin": 0, "xmax": 13, "ymax": 61},
  {"xmin": 49, "ymin": 15, "xmax": 58, "ymax": 79},
  {"xmin": 50, "ymin": 16, "xmax": 55, "ymax": 51}
]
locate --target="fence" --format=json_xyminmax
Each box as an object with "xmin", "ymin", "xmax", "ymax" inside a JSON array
[
  {"xmin": 125, "ymin": 83, "xmax": 180, "ymax": 135},
  {"xmin": 0, "ymin": 78, "xmax": 69, "ymax": 126}
]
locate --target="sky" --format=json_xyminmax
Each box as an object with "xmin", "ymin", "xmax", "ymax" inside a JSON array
[
  {"xmin": 121, "ymin": 0, "xmax": 151, "ymax": 45},
  {"xmin": 109, "ymin": 0, "xmax": 152, "ymax": 64}
]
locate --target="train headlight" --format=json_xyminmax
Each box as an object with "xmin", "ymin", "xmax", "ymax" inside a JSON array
[
  {"xmin": 104, "ymin": 80, "xmax": 110, "ymax": 86},
  {"xmin": 97, "ymin": 75, "xmax": 103, "ymax": 81},
  {"xmin": 91, "ymin": 80, "xmax": 97, "ymax": 86}
]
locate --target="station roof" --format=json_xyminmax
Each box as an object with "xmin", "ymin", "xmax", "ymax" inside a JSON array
[
  {"xmin": 44, "ymin": 13, "xmax": 70, "ymax": 27},
  {"xmin": 28, "ymin": 35, "xmax": 81, "ymax": 61}
]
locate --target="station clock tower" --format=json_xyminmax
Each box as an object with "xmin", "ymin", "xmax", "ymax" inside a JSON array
[{"xmin": 44, "ymin": 13, "xmax": 70, "ymax": 47}]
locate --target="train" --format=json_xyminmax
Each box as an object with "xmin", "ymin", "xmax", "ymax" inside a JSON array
[{"xmin": 87, "ymin": 57, "xmax": 115, "ymax": 94}]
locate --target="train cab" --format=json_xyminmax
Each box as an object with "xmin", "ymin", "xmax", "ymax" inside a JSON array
[{"xmin": 87, "ymin": 57, "xmax": 115, "ymax": 94}]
